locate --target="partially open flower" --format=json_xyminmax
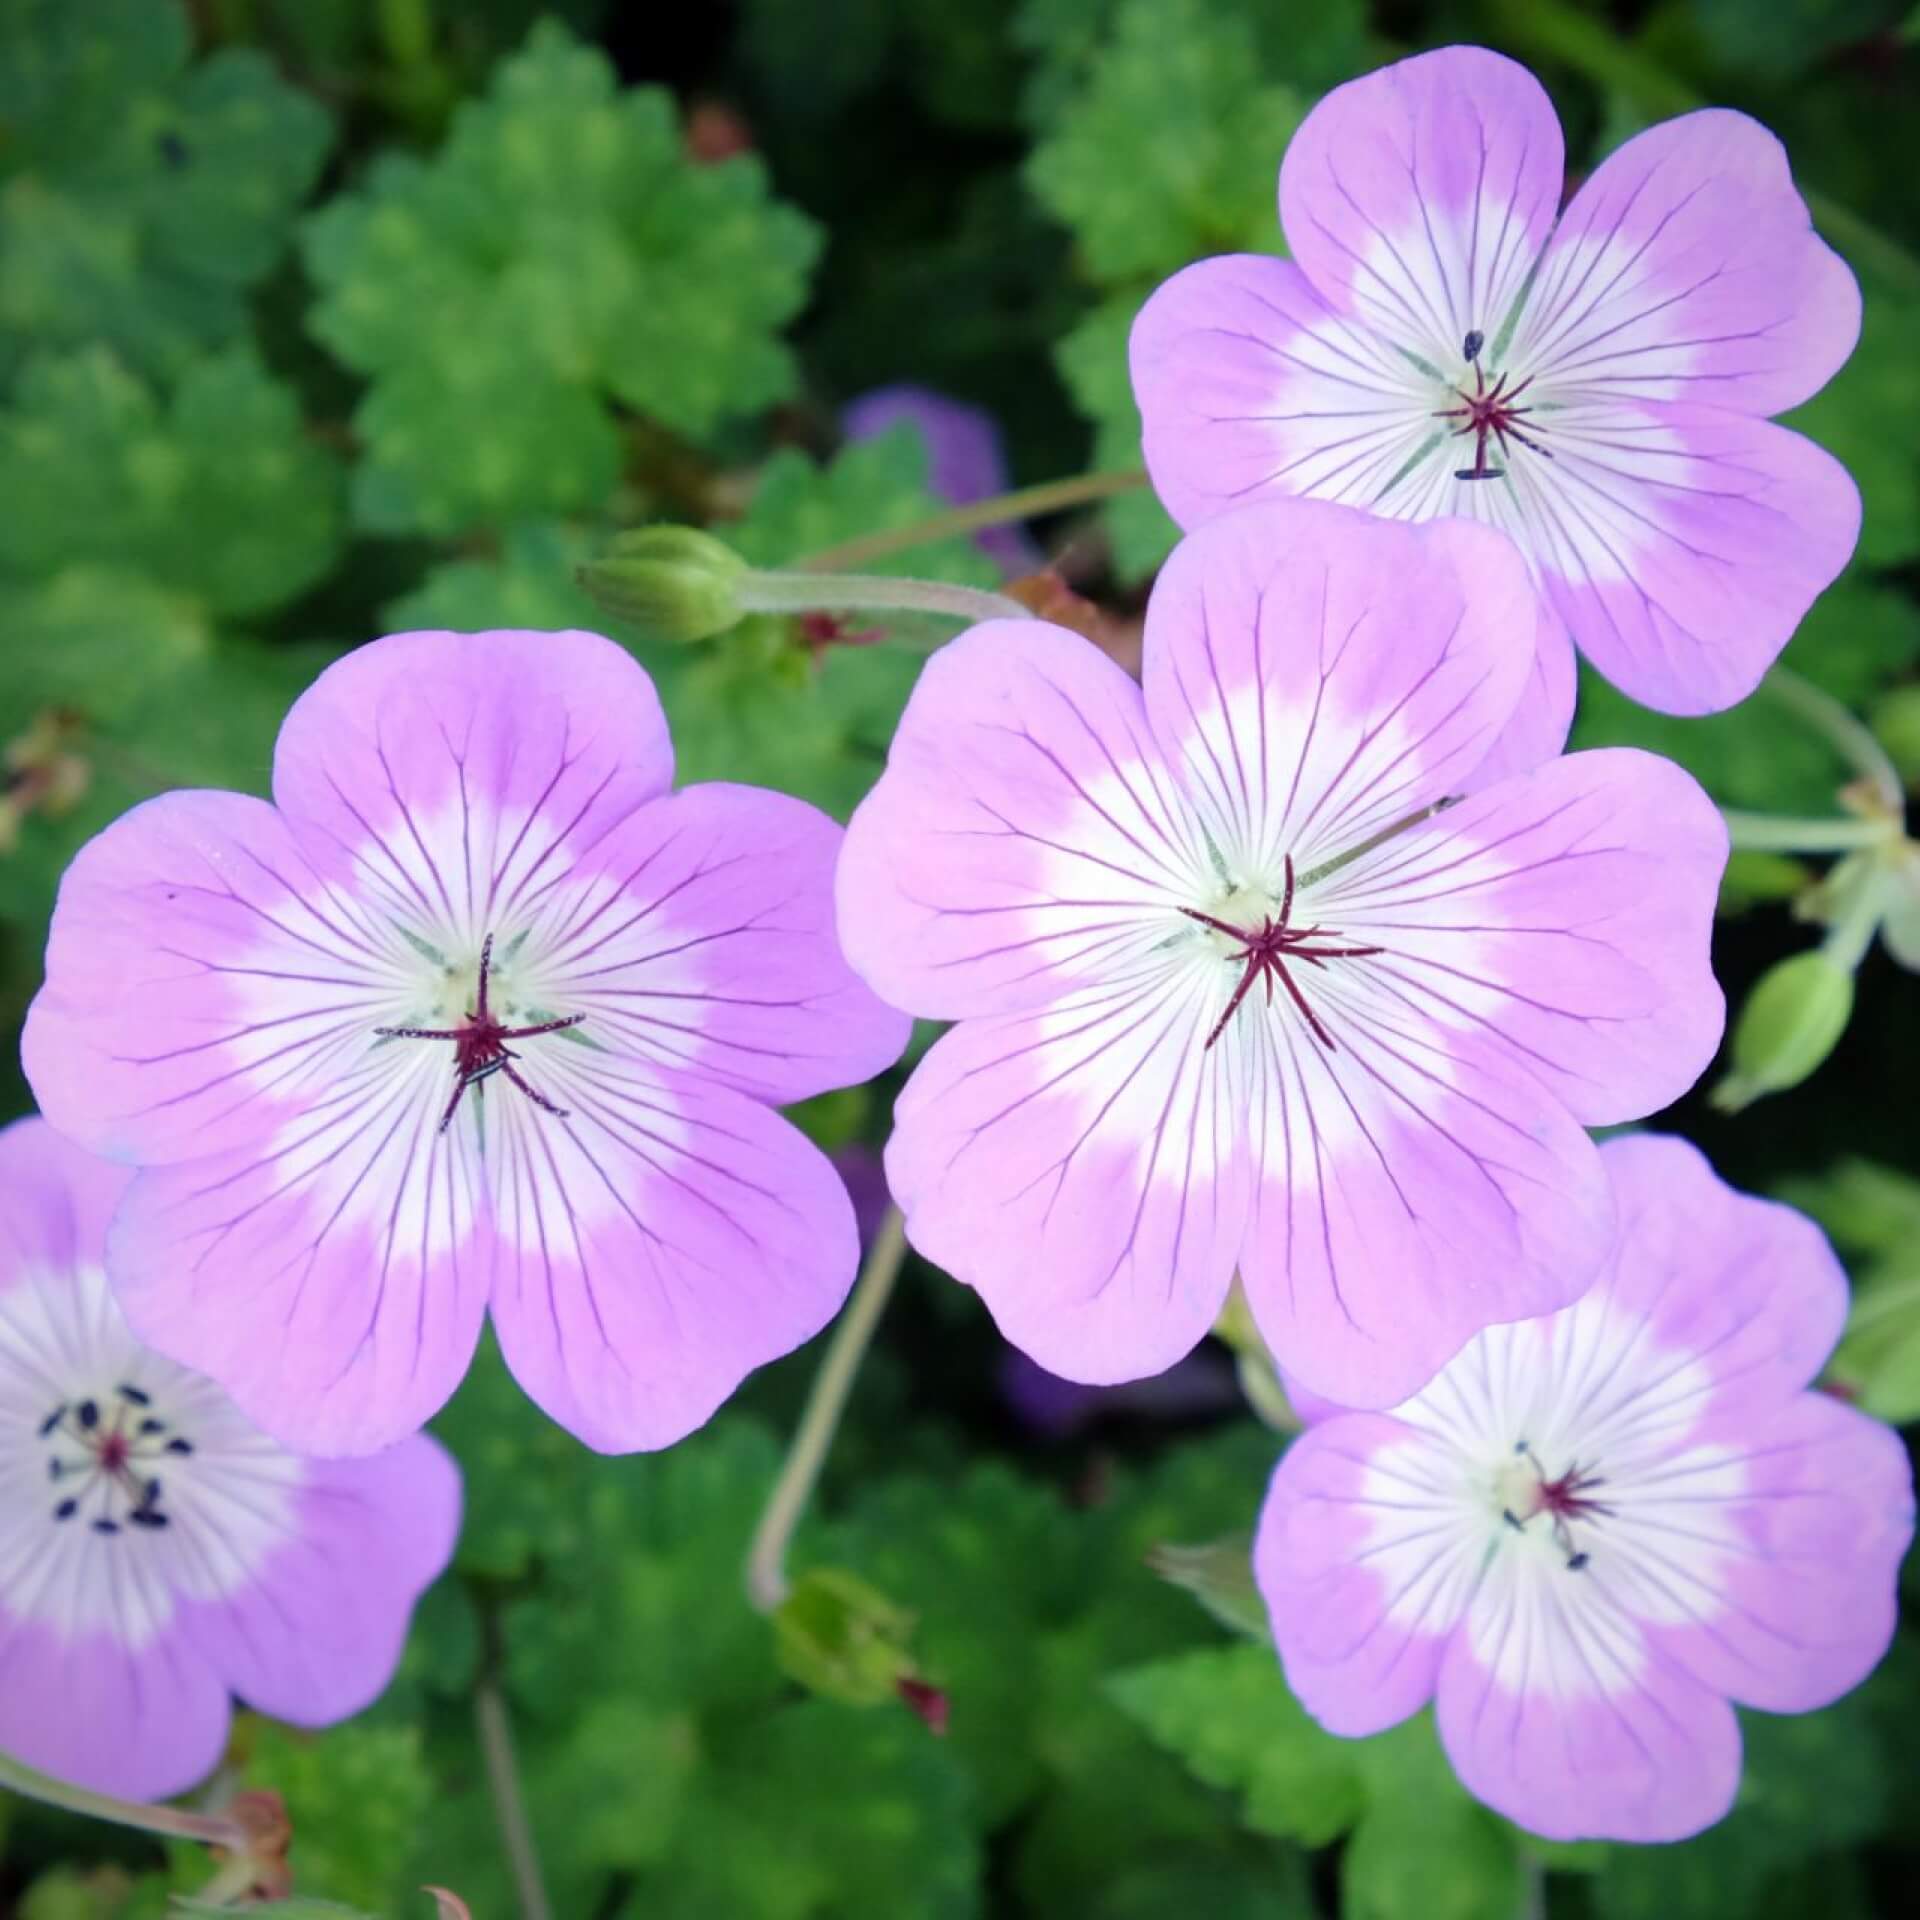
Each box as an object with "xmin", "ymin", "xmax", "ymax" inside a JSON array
[
  {"xmin": 24, "ymin": 628, "xmax": 909, "ymax": 1456},
  {"xmin": 1256, "ymin": 1134, "xmax": 1914, "ymax": 1842},
  {"xmin": 0, "ymin": 1117, "xmax": 458, "ymax": 1800}
]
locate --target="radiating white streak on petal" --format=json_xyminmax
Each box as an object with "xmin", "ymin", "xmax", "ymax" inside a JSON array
[
  {"xmin": 0, "ymin": 1267, "xmax": 304, "ymax": 1648},
  {"xmin": 1344, "ymin": 1286, "xmax": 1754, "ymax": 1689}
]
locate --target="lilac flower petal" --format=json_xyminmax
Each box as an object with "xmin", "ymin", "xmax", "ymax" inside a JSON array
[
  {"xmin": 179, "ymin": 1437, "xmax": 460, "ymax": 1724},
  {"xmin": 23, "ymin": 790, "xmax": 390, "ymax": 1167},
  {"xmin": 1434, "ymin": 1600, "xmax": 1742, "ymax": 1842},
  {"xmin": 1459, "ymin": 603, "xmax": 1576, "ymax": 792},
  {"xmin": 1520, "ymin": 401, "xmax": 1860, "ymax": 715},
  {"xmin": 839, "ymin": 619, "xmax": 1214, "ymax": 1021},
  {"xmin": 1592, "ymin": 1136, "xmax": 1909, "ymax": 1715},
  {"xmin": 1511, "ymin": 110, "xmax": 1860, "ymax": 418},
  {"xmin": 1235, "ymin": 1019, "xmax": 1612, "ymax": 1410},
  {"xmin": 0, "ymin": 1118, "xmax": 457, "ymax": 1798},
  {"xmin": 883, "ymin": 986, "xmax": 1250, "ymax": 1385},
  {"xmin": 0, "ymin": 1112, "xmax": 132, "ymax": 1280},
  {"xmin": 485, "ymin": 1065, "xmax": 860, "ymax": 1453},
  {"xmin": 1316, "ymin": 748, "xmax": 1728, "ymax": 1127},
  {"xmin": 1130, "ymin": 255, "xmax": 1401, "ymax": 532},
  {"xmin": 1131, "ymin": 47, "xmax": 1863, "ymax": 721},
  {"xmin": 1599, "ymin": 1134, "xmax": 1846, "ymax": 1418},
  {"xmin": 1255, "ymin": 1412, "xmax": 1464, "ymax": 1734},
  {"xmin": 0, "ymin": 1613, "xmax": 233, "ymax": 1802},
  {"xmin": 544, "ymin": 780, "xmax": 909, "ymax": 1103},
  {"xmin": 1139, "ymin": 499, "xmax": 1539, "ymax": 863},
  {"xmin": 104, "ymin": 1101, "xmax": 492, "ymax": 1456},
  {"xmin": 270, "ymin": 628, "xmax": 675, "ymax": 911},
  {"xmin": 1256, "ymin": 1133, "xmax": 1915, "ymax": 1844},
  {"xmin": 1277, "ymin": 47, "xmax": 1565, "ymax": 365}
]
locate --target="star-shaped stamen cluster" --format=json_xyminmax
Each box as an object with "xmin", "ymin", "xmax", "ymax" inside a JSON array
[{"xmin": 1181, "ymin": 855, "xmax": 1382, "ymax": 1052}]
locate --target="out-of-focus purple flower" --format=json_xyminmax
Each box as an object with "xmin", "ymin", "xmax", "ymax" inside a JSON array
[
  {"xmin": 999, "ymin": 1346, "xmax": 1238, "ymax": 1439},
  {"xmin": 829, "ymin": 1142, "xmax": 894, "ymax": 1253},
  {"xmin": 842, "ymin": 384, "xmax": 1041, "ymax": 577},
  {"xmin": 23, "ymin": 629, "xmax": 909, "ymax": 1458},
  {"xmin": 836, "ymin": 498, "xmax": 1726, "ymax": 1412},
  {"xmin": 0, "ymin": 1117, "xmax": 458, "ymax": 1801},
  {"xmin": 1257, "ymin": 1134, "xmax": 1914, "ymax": 1843},
  {"xmin": 1132, "ymin": 45, "xmax": 1861, "ymax": 737}
]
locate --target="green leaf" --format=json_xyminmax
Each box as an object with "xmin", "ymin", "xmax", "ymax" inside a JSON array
[
  {"xmin": 1109, "ymin": 1643, "xmax": 1364, "ymax": 1847},
  {"xmin": 235, "ymin": 1721, "xmax": 431, "ymax": 1914},
  {"xmin": 1778, "ymin": 1159, "xmax": 1920, "ymax": 1419},
  {"xmin": 827, "ymin": 1462, "xmax": 1079, "ymax": 1825},
  {"xmin": 383, "ymin": 521, "xmax": 604, "ymax": 635},
  {"xmin": 640, "ymin": 1703, "xmax": 981, "ymax": 1920},
  {"xmin": 0, "ymin": 348, "xmax": 343, "ymax": 617},
  {"xmin": 1783, "ymin": 293, "xmax": 1920, "ymax": 564},
  {"xmin": 302, "ymin": 21, "xmax": 820, "ymax": 534},
  {"xmin": 1341, "ymin": 1718, "xmax": 1526, "ymax": 1920},
  {"xmin": 1026, "ymin": 0, "xmax": 1303, "ymax": 282},
  {"xmin": 1055, "ymin": 293, "xmax": 1179, "ymax": 582},
  {"xmin": 497, "ymin": 1412, "xmax": 785, "ymax": 1719},
  {"xmin": 0, "ymin": 0, "xmax": 332, "ymax": 378}
]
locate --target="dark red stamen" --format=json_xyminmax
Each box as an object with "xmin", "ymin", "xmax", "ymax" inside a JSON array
[
  {"xmin": 1434, "ymin": 359, "xmax": 1553, "ymax": 482},
  {"xmin": 375, "ymin": 932, "xmax": 584, "ymax": 1131},
  {"xmin": 1182, "ymin": 855, "xmax": 1381, "ymax": 1053},
  {"xmin": 1506, "ymin": 1442, "xmax": 1614, "ymax": 1571}
]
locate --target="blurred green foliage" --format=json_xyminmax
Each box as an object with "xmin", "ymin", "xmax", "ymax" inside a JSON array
[{"xmin": 2, "ymin": 1, "xmax": 1918, "ymax": 1918}]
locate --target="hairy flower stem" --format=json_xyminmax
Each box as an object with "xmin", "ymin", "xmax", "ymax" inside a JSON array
[
  {"xmin": 1721, "ymin": 667, "xmax": 1908, "ymax": 856},
  {"xmin": 738, "ymin": 569, "xmax": 1033, "ymax": 626},
  {"xmin": 795, "ymin": 469, "xmax": 1149, "ymax": 572},
  {"xmin": 747, "ymin": 1207, "xmax": 909, "ymax": 1613},
  {"xmin": 476, "ymin": 1678, "xmax": 553, "ymax": 1920},
  {"xmin": 0, "ymin": 1744, "xmax": 250, "ymax": 1851}
]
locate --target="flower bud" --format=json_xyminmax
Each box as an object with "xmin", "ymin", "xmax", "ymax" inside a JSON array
[
  {"xmin": 1711, "ymin": 950, "xmax": 1855, "ymax": 1112},
  {"xmin": 772, "ymin": 1566, "xmax": 926, "ymax": 1711},
  {"xmin": 577, "ymin": 526, "xmax": 747, "ymax": 642}
]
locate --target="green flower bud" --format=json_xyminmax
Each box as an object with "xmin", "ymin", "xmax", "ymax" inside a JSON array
[
  {"xmin": 1711, "ymin": 949, "xmax": 1855, "ymax": 1112},
  {"xmin": 577, "ymin": 526, "xmax": 747, "ymax": 642},
  {"xmin": 772, "ymin": 1566, "xmax": 922, "ymax": 1710}
]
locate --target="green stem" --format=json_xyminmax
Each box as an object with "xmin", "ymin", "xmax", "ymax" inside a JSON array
[
  {"xmin": 1481, "ymin": 0, "xmax": 1920, "ymax": 298},
  {"xmin": 1721, "ymin": 812, "xmax": 1898, "ymax": 854},
  {"xmin": 1761, "ymin": 667, "xmax": 1906, "ymax": 816},
  {"xmin": 1820, "ymin": 853, "xmax": 1890, "ymax": 972},
  {"xmin": 796, "ymin": 470, "xmax": 1149, "ymax": 572},
  {"xmin": 475, "ymin": 1679, "xmax": 552, "ymax": 1920},
  {"xmin": 0, "ymin": 1746, "xmax": 249, "ymax": 1851},
  {"xmin": 747, "ymin": 1208, "xmax": 909, "ymax": 1613},
  {"xmin": 738, "ymin": 570, "xmax": 1033, "ymax": 627}
]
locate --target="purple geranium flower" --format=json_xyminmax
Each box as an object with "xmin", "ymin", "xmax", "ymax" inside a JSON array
[
  {"xmin": 836, "ymin": 498, "xmax": 1726, "ymax": 1409},
  {"xmin": 1257, "ymin": 1133, "xmax": 1915, "ymax": 1842},
  {"xmin": 1131, "ymin": 45, "xmax": 1861, "ymax": 736},
  {"xmin": 842, "ymin": 384, "xmax": 1042, "ymax": 577},
  {"xmin": 23, "ymin": 628, "xmax": 909, "ymax": 1457},
  {"xmin": 0, "ymin": 1117, "xmax": 458, "ymax": 1801}
]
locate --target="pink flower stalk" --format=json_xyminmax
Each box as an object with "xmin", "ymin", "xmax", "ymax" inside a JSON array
[
  {"xmin": 836, "ymin": 497, "xmax": 1727, "ymax": 1410},
  {"xmin": 1257, "ymin": 1134, "xmax": 1915, "ymax": 1842},
  {"xmin": 0, "ymin": 1117, "xmax": 458, "ymax": 1801},
  {"xmin": 23, "ymin": 629, "xmax": 909, "ymax": 1457},
  {"xmin": 1131, "ymin": 45, "xmax": 1862, "ymax": 739}
]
